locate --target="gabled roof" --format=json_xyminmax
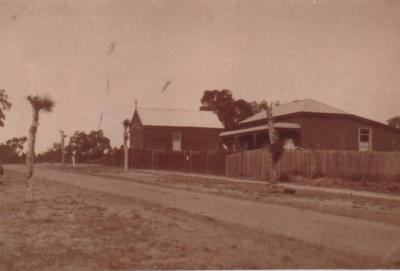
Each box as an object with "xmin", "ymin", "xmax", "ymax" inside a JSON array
[
  {"xmin": 240, "ymin": 98, "xmax": 348, "ymax": 124},
  {"xmin": 134, "ymin": 107, "xmax": 223, "ymax": 129}
]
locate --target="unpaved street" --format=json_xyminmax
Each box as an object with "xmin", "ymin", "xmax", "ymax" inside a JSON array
[
  {"xmin": 5, "ymin": 164, "xmax": 400, "ymax": 267},
  {"xmin": 1, "ymin": 170, "xmax": 379, "ymax": 270}
]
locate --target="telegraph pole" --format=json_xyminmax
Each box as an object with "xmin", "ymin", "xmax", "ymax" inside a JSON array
[{"xmin": 59, "ymin": 130, "xmax": 67, "ymax": 167}]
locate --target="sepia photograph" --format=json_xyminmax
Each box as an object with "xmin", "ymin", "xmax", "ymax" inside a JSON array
[{"xmin": 1, "ymin": 0, "xmax": 400, "ymax": 269}]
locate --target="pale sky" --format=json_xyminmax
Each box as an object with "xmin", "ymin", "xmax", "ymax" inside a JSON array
[{"xmin": 1, "ymin": 0, "xmax": 400, "ymax": 152}]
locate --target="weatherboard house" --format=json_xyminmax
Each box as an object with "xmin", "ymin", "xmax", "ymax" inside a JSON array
[
  {"xmin": 220, "ymin": 99, "xmax": 400, "ymax": 152},
  {"xmin": 130, "ymin": 107, "xmax": 223, "ymax": 152}
]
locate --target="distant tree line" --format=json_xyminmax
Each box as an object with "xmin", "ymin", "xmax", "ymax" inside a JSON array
[
  {"xmin": 36, "ymin": 130, "xmax": 112, "ymax": 164},
  {"xmin": 0, "ymin": 137, "xmax": 27, "ymax": 163},
  {"xmin": 0, "ymin": 130, "xmax": 121, "ymax": 166}
]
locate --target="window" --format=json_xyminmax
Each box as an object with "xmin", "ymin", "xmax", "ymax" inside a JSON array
[
  {"xmin": 358, "ymin": 128, "xmax": 372, "ymax": 151},
  {"xmin": 172, "ymin": 132, "xmax": 182, "ymax": 151}
]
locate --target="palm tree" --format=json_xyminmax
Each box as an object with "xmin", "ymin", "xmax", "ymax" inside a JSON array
[
  {"xmin": 0, "ymin": 89, "xmax": 12, "ymax": 127},
  {"xmin": 260, "ymin": 101, "xmax": 281, "ymax": 183},
  {"xmin": 122, "ymin": 119, "xmax": 130, "ymax": 171},
  {"xmin": 26, "ymin": 95, "xmax": 55, "ymax": 200}
]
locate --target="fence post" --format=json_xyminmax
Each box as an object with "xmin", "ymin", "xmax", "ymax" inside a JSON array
[
  {"xmin": 183, "ymin": 151, "xmax": 186, "ymax": 172},
  {"xmin": 206, "ymin": 151, "xmax": 209, "ymax": 174},
  {"xmin": 151, "ymin": 150, "xmax": 154, "ymax": 170},
  {"xmin": 189, "ymin": 151, "xmax": 192, "ymax": 173}
]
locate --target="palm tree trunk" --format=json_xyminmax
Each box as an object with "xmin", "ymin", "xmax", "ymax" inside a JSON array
[
  {"xmin": 123, "ymin": 129, "xmax": 128, "ymax": 171},
  {"xmin": 26, "ymin": 110, "xmax": 39, "ymax": 200},
  {"xmin": 266, "ymin": 104, "xmax": 277, "ymax": 145},
  {"xmin": 270, "ymin": 162, "xmax": 279, "ymax": 182},
  {"xmin": 266, "ymin": 104, "xmax": 279, "ymax": 183}
]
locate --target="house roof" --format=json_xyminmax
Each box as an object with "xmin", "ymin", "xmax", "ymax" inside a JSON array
[
  {"xmin": 219, "ymin": 123, "xmax": 301, "ymax": 137},
  {"xmin": 135, "ymin": 107, "xmax": 223, "ymax": 129},
  {"xmin": 240, "ymin": 98, "xmax": 348, "ymax": 124}
]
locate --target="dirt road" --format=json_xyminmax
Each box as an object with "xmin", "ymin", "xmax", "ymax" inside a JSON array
[
  {"xmin": 3, "ymin": 170, "xmax": 383, "ymax": 269},
  {"xmin": 6, "ymin": 165, "xmax": 400, "ymax": 264}
]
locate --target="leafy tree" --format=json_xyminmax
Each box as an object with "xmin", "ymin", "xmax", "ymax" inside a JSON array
[
  {"xmin": 67, "ymin": 130, "xmax": 111, "ymax": 163},
  {"xmin": 200, "ymin": 89, "xmax": 260, "ymax": 129},
  {"xmin": 86, "ymin": 130, "xmax": 111, "ymax": 161},
  {"xmin": 6, "ymin": 137, "xmax": 27, "ymax": 155},
  {"xmin": 68, "ymin": 131, "xmax": 89, "ymax": 163},
  {"xmin": 387, "ymin": 116, "xmax": 400, "ymax": 129},
  {"xmin": 26, "ymin": 94, "xmax": 55, "ymax": 200},
  {"xmin": 0, "ymin": 137, "xmax": 27, "ymax": 163},
  {"xmin": 0, "ymin": 89, "xmax": 12, "ymax": 127}
]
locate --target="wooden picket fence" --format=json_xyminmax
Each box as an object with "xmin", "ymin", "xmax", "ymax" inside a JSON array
[
  {"xmin": 226, "ymin": 149, "xmax": 400, "ymax": 182},
  {"xmin": 103, "ymin": 149, "xmax": 226, "ymax": 175},
  {"xmin": 128, "ymin": 149, "xmax": 226, "ymax": 175}
]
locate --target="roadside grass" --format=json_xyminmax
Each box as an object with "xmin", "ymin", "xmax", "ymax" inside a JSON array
[
  {"xmin": 36, "ymin": 164, "xmax": 400, "ymax": 227},
  {"xmin": 41, "ymin": 163, "xmax": 400, "ymax": 196},
  {"xmin": 287, "ymin": 174, "xmax": 400, "ymax": 195},
  {"xmin": 1, "ymin": 169, "xmax": 388, "ymax": 270}
]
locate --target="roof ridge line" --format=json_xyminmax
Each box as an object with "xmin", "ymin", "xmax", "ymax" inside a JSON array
[{"xmin": 138, "ymin": 106, "xmax": 203, "ymax": 112}]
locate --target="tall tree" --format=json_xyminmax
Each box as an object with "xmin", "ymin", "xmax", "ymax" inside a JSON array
[
  {"xmin": 67, "ymin": 130, "xmax": 111, "ymax": 163},
  {"xmin": 259, "ymin": 101, "xmax": 283, "ymax": 183},
  {"xmin": 0, "ymin": 89, "xmax": 12, "ymax": 127},
  {"xmin": 200, "ymin": 89, "xmax": 260, "ymax": 129},
  {"xmin": 122, "ymin": 119, "xmax": 130, "ymax": 171},
  {"xmin": 68, "ymin": 131, "xmax": 89, "ymax": 163},
  {"xmin": 86, "ymin": 130, "xmax": 111, "ymax": 161},
  {"xmin": 26, "ymin": 95, "xmax": 55, "ymax": 200},
  {"xmin": 387, "ymin": 116, "xmax": 400, "ymax": 129}
]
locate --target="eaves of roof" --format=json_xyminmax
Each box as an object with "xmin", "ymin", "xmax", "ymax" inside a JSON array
[{"xmin": 241, "ymin": 111, "xmax": 400, "ymax": 134}]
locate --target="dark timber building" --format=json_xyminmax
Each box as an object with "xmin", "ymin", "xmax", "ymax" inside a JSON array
[
  {"xmin": 130, "ymin": 107, "xmax": 223, "ymax": 152},
  {"xmin": 220, "ymin": 99, "xmax": 400, "ymax": 152}
]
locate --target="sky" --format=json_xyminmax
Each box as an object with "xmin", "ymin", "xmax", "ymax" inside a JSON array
[{"xmin": 0, "ymin": 0, "xmax": 400, "ymax": 152}]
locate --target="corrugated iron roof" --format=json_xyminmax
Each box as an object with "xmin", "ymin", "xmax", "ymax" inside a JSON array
[
  {"xmin": 136, "ymin": 107, "xmax": 223, "ymax": 129},
  {"xmin": 240, "ymin": 98, "xmax": 348, "ymax": 124},
  {"xmin": 219, "ymin": 123, "xmax": 301, "ymax": 137}
]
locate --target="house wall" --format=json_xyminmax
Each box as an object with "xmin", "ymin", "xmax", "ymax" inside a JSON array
[
  {"xmin": 371, "ymin": 124, "xmax": 400, "ymax": 151},
  {"xmin": 278, "ymin": 115, "xmax": 356, "ymax": 150},
  {"xmin": 130, "ymin": 111, "xmax": 144, "ymax": 149},
  {"xmin": 140, "ymin": 126, "xmax": 222, "ymax": 151},
  {"xmin": 241, "ymin": 114, "xmax": 400, "ymax": 151},
  {"xmin": 131, "ymin": 130, "xmax": 144, "ymax": 149},
  {"xmin": 130, "ymin": 110, "xmax": 223, "ymax": 151}
]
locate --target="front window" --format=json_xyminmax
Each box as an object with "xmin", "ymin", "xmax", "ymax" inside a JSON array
[
  {"xmin": 359, "ymin": 128, "xmax": 372, "ymax": 151},
  {"xmin": 172, "ymin": 132, "xmax": 182, "ymax": 151}
]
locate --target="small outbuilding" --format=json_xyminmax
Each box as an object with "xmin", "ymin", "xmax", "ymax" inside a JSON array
[{"xmin": 130, "ymin": 106, "xmax": 223, "ymax": 152}]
